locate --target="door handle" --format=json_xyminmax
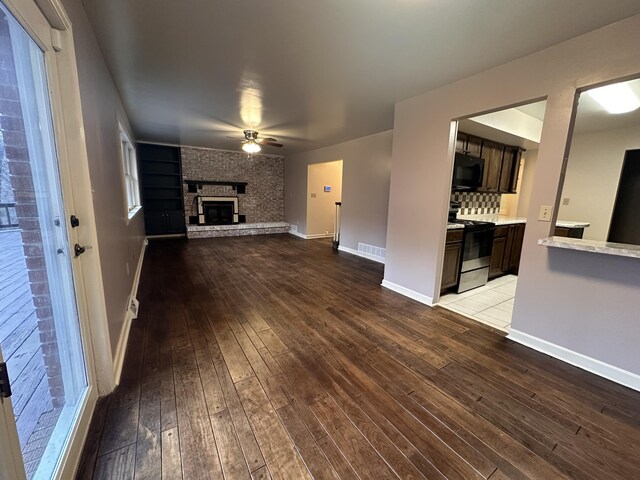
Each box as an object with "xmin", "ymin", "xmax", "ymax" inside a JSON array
[{"xmin": 74, "ymin": 243, "xmax": 92, "ymax": 257}]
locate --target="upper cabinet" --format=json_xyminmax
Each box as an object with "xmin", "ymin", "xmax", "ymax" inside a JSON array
[{"xmin": 455, "ymin": 132, "xmax": 523, "ymax": 194}]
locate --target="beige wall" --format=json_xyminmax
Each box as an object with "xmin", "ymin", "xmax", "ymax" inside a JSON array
[
  {"xmin": 385, "ymin": 14, "xmax": 640, "ymax": 376},
  {"xmin": 63, "ymin": 0, "xmax": 145, "ymax": 357},
  {"xmin": 285, "ymin": 130, "xmax": 392, "ymax": 251},
  {"xmin": 306, "ymin": 161, "xmax": 343, "ymax": 236},
  {"xmin": 558, "ymin": 125, "xmax": 640, "ymax": 241}
]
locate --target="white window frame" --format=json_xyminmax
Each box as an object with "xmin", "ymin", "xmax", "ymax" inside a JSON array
[{"xmin": 119, "ymin": 125, "xmax": 141, "ymax": 220}]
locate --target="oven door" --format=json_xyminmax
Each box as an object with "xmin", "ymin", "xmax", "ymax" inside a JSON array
[{"xmin": 461, "ymin": 228, "xmax": 495, "ymax": 272}]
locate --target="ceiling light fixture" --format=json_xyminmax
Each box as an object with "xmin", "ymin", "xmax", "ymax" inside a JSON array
[
  {"xmin": 242, "ymin": 141, "xmax": 261, "ymax": 154},
  {"xmin": 587, "ymin": 83, "xmax": 640, "ymax": 114}
]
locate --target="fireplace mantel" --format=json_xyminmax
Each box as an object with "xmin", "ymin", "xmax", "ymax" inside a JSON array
[{"xmin": 185, "ymin": 179, "xmax": 247, "ymax": 194}]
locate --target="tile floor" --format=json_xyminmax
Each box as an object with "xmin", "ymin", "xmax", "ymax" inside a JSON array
[{"xmin": 438, "ymin": 275, "xmax": 517, "ymax": 331}]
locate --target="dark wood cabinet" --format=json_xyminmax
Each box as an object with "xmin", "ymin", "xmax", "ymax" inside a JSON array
[
  {"xmin": 510, "ymin": 223, "xmax": 526, "ymax": 274},
  {"xmin": 139, "ymin": 143, "xmax": 186, "ymax": 236},
  {"xmin": 489, "ymin": 225, "xmax": 509, "ymax": 278},
  {"xmin": 456, "ymin": 133, "xmax": 482, "ymax": 157},
  {"xmin": 554, "ymin": 226, "xmax": 584, "ymax": 239},
  {"xmin": 441, "ymin": 229, "xmax": 463, "ymax": 291},
  {"xmin": 456, "ymin": 132, "xmax": 524, "ymax": 194},
  {"xmin": 489, "ymin": 223, "xmax": 526, "ymax": 278},
  {"xmin": 501, "ymin": 146, "xmax": 522, "ymax": 194},
  {"xmin": 480, "ymin": 141, "xmax": 504, "ymax": 193}
]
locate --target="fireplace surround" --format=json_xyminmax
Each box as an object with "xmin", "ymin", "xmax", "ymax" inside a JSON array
[{"xmin": 197, "ymin": 196, "xmax": 239, "ymax": 225}]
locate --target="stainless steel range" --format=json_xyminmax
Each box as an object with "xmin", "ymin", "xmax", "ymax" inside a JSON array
[{"xmin": 455, "ymin": 219, "xmax": 496, "ymax": 293}]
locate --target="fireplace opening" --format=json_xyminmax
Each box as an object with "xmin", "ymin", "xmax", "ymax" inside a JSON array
[
  {"xmin": 196, "ymin": 195, "xmax": 240, "ymax": 225},
  {"xmin": 204, "ymin": 202, "xmax": 235, "ymax": 225}
]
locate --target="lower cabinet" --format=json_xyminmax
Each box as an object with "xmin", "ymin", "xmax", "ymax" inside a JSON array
[
  {"xmin": 145, "ymin": 211, "xmax": 185, "ymax": 235},
  {"xmin": 554, "ymin": 226, "xmax": 584, "ymax": 239},
  {"xmin": 489, "ymin": 223, "xmax": 525, "ymax": 279},
  {"xmin": 441, "ymin": 229, "xmax": 463, "ymax": 291}
]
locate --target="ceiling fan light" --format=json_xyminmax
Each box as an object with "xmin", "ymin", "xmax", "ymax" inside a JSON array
[
  {"xmin": 242, "ymin": 141, "xmax": 261, "ymax": 154},
  {"xmin": 587, "ymin": 83, "xmax": 640, "ymax": 114}
]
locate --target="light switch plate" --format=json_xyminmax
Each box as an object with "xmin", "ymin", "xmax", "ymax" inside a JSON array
[{"xmin": 538, "ymin": 205, "xmax": 553, "ymax": 222}]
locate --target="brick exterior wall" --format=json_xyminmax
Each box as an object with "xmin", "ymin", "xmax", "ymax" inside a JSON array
[
  {"xmin": 0, "ymin": 11, "xmax": 64, "ymax": 407},
  {"xmin": 181, "ymin": 147, "xmax": 284, "ymax": 225}
]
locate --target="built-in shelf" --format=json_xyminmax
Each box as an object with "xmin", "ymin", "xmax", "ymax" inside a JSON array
[{"xmin": 539, "ymin": 236, "xmax": 640, "ymax": 259}]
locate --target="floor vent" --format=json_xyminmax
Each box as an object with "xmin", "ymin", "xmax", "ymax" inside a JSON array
[{"xmin": 358, "ymin": 243, "xmax": 386, "ymax": 259}]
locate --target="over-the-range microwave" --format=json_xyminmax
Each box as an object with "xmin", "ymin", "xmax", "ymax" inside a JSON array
[{"xmin": 452, "ymin": 152, "xmax": 485, "ymax": 191}]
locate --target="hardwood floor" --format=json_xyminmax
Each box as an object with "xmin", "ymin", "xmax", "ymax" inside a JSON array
[{"xmin": 76, "ymin": 234, "xmax": 640, "ymax": 479}]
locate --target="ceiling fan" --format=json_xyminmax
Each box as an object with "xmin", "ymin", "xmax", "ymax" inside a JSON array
[{"xmin": 240, "ymin": 130, "xmax": 283, "ymax": 153}]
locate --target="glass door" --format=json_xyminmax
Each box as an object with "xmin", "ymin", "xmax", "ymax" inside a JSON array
[{"xmin": 0, "ymin": 2, "xmax": 88, "ymax": 479}]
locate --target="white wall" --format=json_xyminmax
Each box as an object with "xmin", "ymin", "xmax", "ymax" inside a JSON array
[
  {"xmin": 306, "ymin": 161, "xmax": 343, "ymax": 237},
  {"xmin": 558, "ymin": 125, "xmax": 640, "ymax": 241},
  {"xmin": 62, "ymin": 0, "xmax": 145, "ymax": 358},
  {"xmin": 385, "ymin": 14, "xmax": 640, "ymax": 379},
  {"xmin": 285, "ymin": 130, "xmax": 392, "ymax": 252}
]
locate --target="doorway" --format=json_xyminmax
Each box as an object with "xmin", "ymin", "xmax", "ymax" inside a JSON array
[
  {"xmin": 438, "ymin": 100, "xmax": 547, "ymax": 331},
  {"xmin": 306, "ymin": 160, "xmax": 343, "ymax": 239},
  {"xmin": 0, "ymin": 2, "xmax": 93, "ymax": 479}
]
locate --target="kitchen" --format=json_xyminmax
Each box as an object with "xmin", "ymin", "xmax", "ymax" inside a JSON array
[{"xmin": 438, "ymin": 99, "xmax": 591, "ymax": 330}]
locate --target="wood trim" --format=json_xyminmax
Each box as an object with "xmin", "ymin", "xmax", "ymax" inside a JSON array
[{"xmin": 508, "ymin": 329, "xmax": 640, "ymax": 392}]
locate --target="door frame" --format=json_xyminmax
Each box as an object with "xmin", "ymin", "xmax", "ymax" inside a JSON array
[{"xmin": 0, "ymin": 0, "xmax": 114, "ymax": 478}]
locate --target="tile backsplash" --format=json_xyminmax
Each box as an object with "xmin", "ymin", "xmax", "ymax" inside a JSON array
[{"xmin": 451, "ymin": 192, "xmax": 501, "ymax": 215}]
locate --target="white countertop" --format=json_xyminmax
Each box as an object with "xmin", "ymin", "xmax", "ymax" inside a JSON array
[
  {"xmin": 539, "ymin": 236, "xmax": 640, "ymax": 259},
  {"xmin": 446, "ymin": 223, "xmax": 465, "ymax": 230},
  {"xmin": 457, "ymin": 214, "xmax": 590, "ymax": 229}
]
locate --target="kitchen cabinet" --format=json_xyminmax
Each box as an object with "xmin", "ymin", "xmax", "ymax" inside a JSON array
[
  {"xmin": 500, "ymin": 146, "xmax": 522, "ymax": 194},
  {"xmin": 489, "ymin": 225, "xmax": 509, "ymax": 278},
  {"xmin": 480, "ymin": 140, "xmax": 504, "ymax": 193},
  {"xmin": 456, "ymin": 133, "xmax": 483, "ymax": 157},
  {"xmin": 489, "ymin": 223, "xmax": 525, "ymax": 278},
  {"xmin": 456, "ymin": 132, "xmax": 524, "ymax": 194},
  {"xmin": 554, "ymin": 226, "xmax": 584, "ymax": 239},
  {"xmin": 441, "ymin": 229, "xmax": 463, "ymax": 291}
]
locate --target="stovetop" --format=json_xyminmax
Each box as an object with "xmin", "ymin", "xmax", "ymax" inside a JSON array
[{"xmin": 448, "ymin": 218, "xmax": 496, "ymax": 230}]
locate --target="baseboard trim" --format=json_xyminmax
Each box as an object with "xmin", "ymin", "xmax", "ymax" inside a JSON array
[
  {"xmin": 289, "ymin": 230, "xmax": 308, "ymax": 239},
  {"xmin": 508, "ymin": 329, "xmax": 640, "ymax": 392},
  {"xmin": 113, "ymin": 238, "xmax": 148, "ymax": 385},
  {"xmin": 338, "ymin": 245, "xmax": 385, "ymax": 264},
  {"xmin": 381, "ymin": 279, "xmax": 434, "ymax": 306}
]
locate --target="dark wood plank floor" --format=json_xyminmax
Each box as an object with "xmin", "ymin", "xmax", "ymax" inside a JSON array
[{"xmin": 76, "ymin": 234, "xmax": 640, "ymax": 479}]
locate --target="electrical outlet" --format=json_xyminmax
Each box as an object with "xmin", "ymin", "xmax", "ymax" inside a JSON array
[
  {"xmin": 562, "ymin": 197, "xmax": 570, "ymax": 206},
  {"xmin": 538, "ymin": 205, "xmax": 553, "ymax": 222}
]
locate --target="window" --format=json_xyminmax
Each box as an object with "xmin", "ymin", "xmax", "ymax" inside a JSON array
[{"xmin": 120, "ymin": 126, "xmax": 141, "ymax": 218}]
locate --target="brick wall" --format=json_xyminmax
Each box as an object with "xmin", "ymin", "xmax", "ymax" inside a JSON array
[
  {"xmin": 0, "ymin": 10, "xmax": 64, "ymax": 407},
  {"xmin": 181, "ymin": 146, "xmax": 284, "ymax": 224}
]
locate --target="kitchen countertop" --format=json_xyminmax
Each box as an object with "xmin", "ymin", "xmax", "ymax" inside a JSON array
[
  {"xmin": 446, "ymin": 223, "xmax": 465, "ymax": 230},
  {"xmin": 457, "ymin": 214, "xmax": 590, "ymax": 229},
  {"xmin": 539, "ymin": 236, "xmax": 640, "ymax": 259}
]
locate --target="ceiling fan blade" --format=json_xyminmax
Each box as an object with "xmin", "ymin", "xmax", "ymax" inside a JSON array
[
  {"xmin": 258, "ymin": 137, "xmax": 278, "ymax": 143},
  {"xmin": 261, "ymin": 141, "xmax": 283, "ymax": 148}
]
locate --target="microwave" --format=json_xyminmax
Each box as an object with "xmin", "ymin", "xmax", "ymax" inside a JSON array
[{"xmin": 452, "ymin": 152, "xmax": 485, "ymax": 191}]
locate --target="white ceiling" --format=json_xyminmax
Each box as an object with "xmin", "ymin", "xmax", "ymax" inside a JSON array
[
  {"xmin": 574, "ymin": 78, "xmax": 640, "ymax": 133},
  {"xmin": 82, "ymin": 0, "xmax": 640, "ymax": 155}
]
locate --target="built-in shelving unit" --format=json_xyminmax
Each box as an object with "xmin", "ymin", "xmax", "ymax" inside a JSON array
[{"xmin": 139, "ymin": 143, "xmax": 186, "ymax": 235}]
